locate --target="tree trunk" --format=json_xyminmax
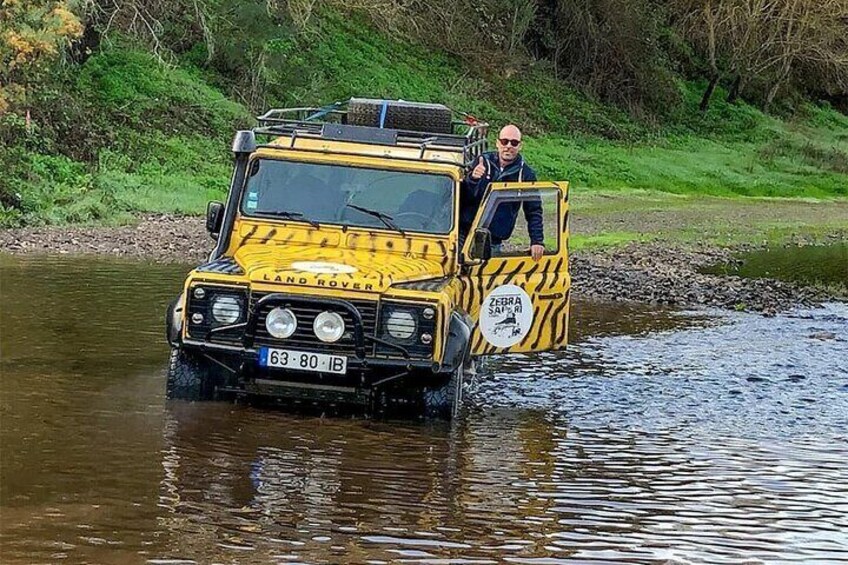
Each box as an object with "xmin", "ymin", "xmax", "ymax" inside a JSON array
[
  {"xmin": 700, "ymin": 74, "xmax": 720, "ymax": 112},
  {"xmin": 68, "ymin": 13, "xmax": 102, "ymax": 65},
  {"xmin": 765, "ymin": 60, "xmax": 792, "ymax": 112},
  {"xmin": 727, "ymin": 74, "xmax": 743, "ymax": 103}
]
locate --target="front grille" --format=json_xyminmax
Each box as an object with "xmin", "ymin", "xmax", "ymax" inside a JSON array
[{"xmin": 251, "ymin": 293, "xmax": 378, "ymax": 355}]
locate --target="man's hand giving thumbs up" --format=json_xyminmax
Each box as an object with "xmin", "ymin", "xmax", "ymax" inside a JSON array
[{"xmin": 470, "ymin": 155, "xmax": 486, "ymax": 181}]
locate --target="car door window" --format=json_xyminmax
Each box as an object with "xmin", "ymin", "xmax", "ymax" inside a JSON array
[{"xmin": 476, "ymin": 187, "xmax": 561, "ymax": 258}]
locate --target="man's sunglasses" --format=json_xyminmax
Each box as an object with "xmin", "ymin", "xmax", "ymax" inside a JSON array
[{"xmin": 498, "ymin": 138, "xmax": 521, "ymax": 147}]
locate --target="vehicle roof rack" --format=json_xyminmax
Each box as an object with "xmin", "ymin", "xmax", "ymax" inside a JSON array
[{"xmin": 253, "ymin": 99, "xmax": 489, "ymax": 167}]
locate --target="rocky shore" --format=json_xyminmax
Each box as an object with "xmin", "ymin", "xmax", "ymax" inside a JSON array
[
  {"xmin": 570, "ymin": 243, "xmax": 828, "ymax": 314},
  {"xmin": 0, "ymin": 215, "xmax": 211, "ymax": 263},
  {"xmin": 0, "ymin": 214, "xmax": 841, "ymax": 313}
]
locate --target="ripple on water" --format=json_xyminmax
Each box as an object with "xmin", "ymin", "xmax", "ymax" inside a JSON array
[{"xmin": 1, "ymin": 255, "xmax": 847, "ymax": 563}]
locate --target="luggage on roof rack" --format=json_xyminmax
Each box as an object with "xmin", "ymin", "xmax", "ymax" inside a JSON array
[
  {"xmin": 347, "ymin": 98, "xmax": 453, "ymax": 133},
  {"xmin": 253, "ymin": 98, "xmax": 489, "ymax": 167}
]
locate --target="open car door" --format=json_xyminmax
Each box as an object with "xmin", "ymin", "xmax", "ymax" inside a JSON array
[{"xmin": 460, "ymin": 181, "xmax": 570, "ymax": 356}]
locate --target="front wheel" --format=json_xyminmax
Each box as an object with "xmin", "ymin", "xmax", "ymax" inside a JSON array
[
  {"xmin": 166, "ymin": 348, "xmax": 220, "ymax": 401},
  {"xmin": 422, "ymin": 369, "xmax": 464, "ymax": 420}
]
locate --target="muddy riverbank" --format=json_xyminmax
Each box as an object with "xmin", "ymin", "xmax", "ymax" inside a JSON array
[{"xmin": 0, "ymin": 213, "xmax": 843, "ymax": 313}]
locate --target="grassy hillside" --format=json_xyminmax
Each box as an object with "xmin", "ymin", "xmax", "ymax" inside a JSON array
[{"xmin": 1, "ymin": 12, "xmax": 846, "ymax": 228}]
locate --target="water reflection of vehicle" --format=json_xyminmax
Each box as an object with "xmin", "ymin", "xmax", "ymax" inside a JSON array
[{"xmin": 153, "ymin": 403, "xmax": 559, "ymax": 562}]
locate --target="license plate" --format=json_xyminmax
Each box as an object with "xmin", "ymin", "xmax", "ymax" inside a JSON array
[{"xmin": 259, "ymin": 347, "xmax": 347, "ymax": 374}]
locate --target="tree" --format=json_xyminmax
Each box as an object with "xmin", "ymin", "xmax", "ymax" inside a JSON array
[
  {"xmin": 673, "ymin": 0, "xmax": 783, "ymax": 110},
  {"xmin": 527, "ymin": 0, "xmax": 679, "ymax": 116},
  {"xmin": 0, "ymin": 0, "xmax": 83, "ymax": 114},
  {"xmin": 673, "ymin": 0, "xmax": 848, "ymax": 111},
  {"xmin": 763, "ymin": 0, "xmax": 848, "ymax": 109}
]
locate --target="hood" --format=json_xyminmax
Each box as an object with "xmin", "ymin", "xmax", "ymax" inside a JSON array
[{"xmin": 234, "ymin": 244, "xmax": 447, "ymax": 293}]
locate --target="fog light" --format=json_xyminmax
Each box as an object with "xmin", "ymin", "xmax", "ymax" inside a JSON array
[
  {"xmin": 266, "ymin": 307, "xmax": 297, "ymax": 339},
  {"xmin": 314, "ymin": 311, "xmax": 345, "ymax": 343},
  {"xmin": 421, "ymin": 333, "xmax": 432, "ymax": 345},
  {"xmin": 193, "ymin": 287, "xmax": 206, "ymax": 299},
  {"xmin": 212, "ymin": 296, "xmax": 241, "ymax": 324},
  {"xmin": 423, "ymin": 307, "xmax": 435, "ymax": 320},
  {"xmin": 191, "ymin": 313, "xmax": 204, "ymax": 324}
]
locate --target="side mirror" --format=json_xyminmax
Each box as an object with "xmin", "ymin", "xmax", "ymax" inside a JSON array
[
  {"xmin": 206, "ymin": 201, "xmax": 224, "ymax": 238},
  {"xmin": 469, "ymin": 228, "xmax": 492, "ymax": 261}
]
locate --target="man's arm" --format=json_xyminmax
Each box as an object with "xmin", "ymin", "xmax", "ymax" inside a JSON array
[
  {"xmin": 523, "ymin": 198, "xmax": 544, "ymax": 245},
  {"xmin": 462, "ymin": 155, "xmax": 490, "ymax": 198},
  {"xmin": 522, "ymin": 165, "xmax": 544, "ymax": 260},
  {"xmin": 460, "ymin": 177, "xmax": 487, "ymax": 199}
]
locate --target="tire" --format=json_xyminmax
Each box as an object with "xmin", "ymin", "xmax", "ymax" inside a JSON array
[
  {"xmin": 347, "ymin": 98, "xmax": 453, "ymax": 134},
  {"xmin": 422, "ymin": 368, "xmax": 464, "ymax": 420},
  {"xmin": 166, "ymin": 348, "xmax": 219, "ymax": 401}
]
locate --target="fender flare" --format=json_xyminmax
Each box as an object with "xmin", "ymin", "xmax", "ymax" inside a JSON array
[
  {"xmin": 165, "ymin": 293, "xmax": 185, "ymax": 347},
  {"xmin": 439, "ymin": 311, "xmax": 472, "ymax": 373}
]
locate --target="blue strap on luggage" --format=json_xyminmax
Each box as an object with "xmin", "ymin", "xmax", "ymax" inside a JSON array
[{"xmin": 379, "ymin": 100, "xmax": 389, "ymax": 128}]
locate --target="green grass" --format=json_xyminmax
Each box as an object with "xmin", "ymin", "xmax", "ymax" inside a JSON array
[
  {"xmin": 2, "ymin": 12, "xmax": 847, "ymax": 229},
  {"xmin": 3, "ymin": 130, "xmax": 231, "ymax": 226},
  {"xmin": 75, "ymin": 47, "xmax": 251, "ymax": 136},
  {"xmin": 569, "ymin": 189, "xmax": 848, "ymax": 249},
  {"xmin": 569, "ymin": 232, "xmax": 650, "ymax": 251},
  {"xmin": 530, "ymin": 135, "xmax": 848, "ymax": 198},
  {"xmin": 1, "ymin": 47, "xmax": 240, "ymax": 227}
]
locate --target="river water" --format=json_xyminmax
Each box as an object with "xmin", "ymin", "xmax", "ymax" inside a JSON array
[
  {"xmin": 702, "ymin": 243, "xmax": 848, "ymax": 292},
  {"xmin": 1, "ymin": 255, "xmax": 847, "ymax": 564}
]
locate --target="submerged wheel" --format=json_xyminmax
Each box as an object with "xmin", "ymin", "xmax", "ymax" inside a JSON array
[
  {"xmin": 166, "ymin": 348, "xmax": 220, "ymax": 401},
  {"xmin": 422, "ymin": 369, "xmax": 464, "ymax": 420}
]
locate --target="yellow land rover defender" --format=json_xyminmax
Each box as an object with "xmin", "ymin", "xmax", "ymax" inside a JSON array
[{"xmin": 165, "ymin": 99, "xmax": 570, "ymax": 418}]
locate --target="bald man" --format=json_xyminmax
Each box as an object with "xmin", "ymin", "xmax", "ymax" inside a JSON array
[{"xmin": 460, "ymin": 124, "xmax": 545, "ymax": 261}]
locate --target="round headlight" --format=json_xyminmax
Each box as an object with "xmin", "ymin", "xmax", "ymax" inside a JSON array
[
  {"xmin": 386, "ymin": 310, "xmax": 416, "ymax": 340},
  {"xmin": 313, "ymin": 311, "xmax": 345, "ymax": 343},
  {"xmin": 266, "ymin": 307, "xmax": 297, "ymax": 338},
  {"xmin": 212, "ymin": 296, "xmax": 241, "ymax": 324}
]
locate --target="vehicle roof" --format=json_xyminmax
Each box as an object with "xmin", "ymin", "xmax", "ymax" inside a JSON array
[
  {"xmin": 252, "ymin": 100, "xmax": 488, "ymax": 172},
  {"xmin": 261, "ymin": 135, "xmax": 468, "ymax": 170}
]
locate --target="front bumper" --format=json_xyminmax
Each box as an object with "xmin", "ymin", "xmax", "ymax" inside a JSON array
[
  {"xmin": 182, "ymin": 292, "xmax": 443, "ymax": 372},
  {"xmin": 181, "ymin": 338, "xmax": 438, "ymax": 371}
]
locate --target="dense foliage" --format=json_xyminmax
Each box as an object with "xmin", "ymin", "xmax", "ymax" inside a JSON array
[{"xmin": 0, "ymin": 0, "xmax": 846, "ymax": 226}]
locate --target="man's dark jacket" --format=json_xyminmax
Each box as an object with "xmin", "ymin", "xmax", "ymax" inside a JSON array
[{"xmin": 460, "ymin": 151, "xmax": 543, "ymax": 245}]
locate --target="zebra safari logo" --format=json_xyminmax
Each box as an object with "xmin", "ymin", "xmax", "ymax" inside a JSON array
[{"xmin": 480, "ymin": 284, "xmax": 534, "ymax": 348}]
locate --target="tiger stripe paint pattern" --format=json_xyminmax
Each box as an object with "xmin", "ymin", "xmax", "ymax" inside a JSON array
[{"xmin": 169, "ymin": 106, "xmax": 571, "ymax": 410}]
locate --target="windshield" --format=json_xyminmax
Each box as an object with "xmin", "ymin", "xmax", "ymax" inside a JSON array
[{"xmin": 241, "ymin": 159, "xmax": 455, "ymax": 234}]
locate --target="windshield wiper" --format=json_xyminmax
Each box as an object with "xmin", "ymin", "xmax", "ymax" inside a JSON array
[
  {"xmin": 345, "ymin": 204, "xmax": 405, "ymax": 235},
  {"xmin": 269, "ymin": 211, "xmax": 319, "ymax": 228}
]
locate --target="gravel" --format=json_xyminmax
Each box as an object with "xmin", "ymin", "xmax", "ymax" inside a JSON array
[
  {"xmin": 0, "ymin": 214, "xmax": 841, "ymax": 313},
  {"xmin": 570, "ymin": 242, "xmax": 828, "ymax": 314},
  {"xmin": 0, "ymin": 215, "xmax": 211, "ymax": 264}
]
